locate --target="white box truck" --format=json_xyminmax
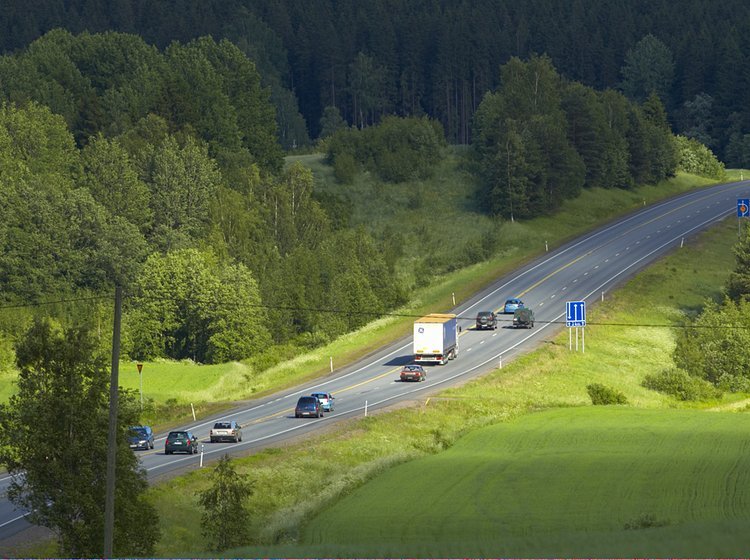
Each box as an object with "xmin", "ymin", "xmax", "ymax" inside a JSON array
[{"xmin": 413, "ymin": 313, "xmax": 459, "ymax": 365}]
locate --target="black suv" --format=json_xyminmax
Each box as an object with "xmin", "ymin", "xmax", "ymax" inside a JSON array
[
  {"xmin": 475, "ymin": 311, "xmax": 498, "ymax": 330},
  {"xmin": 295, "ymin": 396, "xmax": 323, "ymax": 418}
]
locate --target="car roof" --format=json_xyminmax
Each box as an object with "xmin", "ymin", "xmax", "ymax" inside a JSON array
[
  {"xmin": 311, "ymin": 392, "xmax": 328, "ymax": 396},
  {"xmin": 403, "ymin": 364, "xmax": 422, "ymax": 369},
  {"xmin": 477, "ymin": 311, "xmax": 493, "ymax": 315},
  {"xmin": 298, "ymin": 395, "xmax": 317, "ymax": 401}
]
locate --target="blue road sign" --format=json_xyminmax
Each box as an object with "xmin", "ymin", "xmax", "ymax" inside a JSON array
[
  {"xmin": 566, "ymin": 300, "xmax": 586, "ymax": 327},
  {"xmin": 738, "ymin": 199, "xmax": 750, "ymax": 218}
]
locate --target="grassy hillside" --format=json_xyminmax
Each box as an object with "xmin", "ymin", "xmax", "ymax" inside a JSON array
[{"xmin": 135, "ymin": 211, "xmax": 748, "ymax": 558}]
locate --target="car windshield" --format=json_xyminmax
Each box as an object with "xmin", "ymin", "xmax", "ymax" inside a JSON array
[
  {"xmin": 214, "ymin": 422, "xmax": 232, "ymax": 429},
  {"xmin": 312, "ymin": 394, "xmax": 327, "ymax": 399},
  {"xmin": 131, "ymin": 428, "xmax": 147, "ymax": 437},
  {"xmin": 478, "ymin": 312, "xmax": 491, "ymax": 317}
]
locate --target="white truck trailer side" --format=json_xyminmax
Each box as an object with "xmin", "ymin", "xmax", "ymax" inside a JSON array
[{"xmin": 413, "ymin": 313, "xmax": 459, "ymax": 365}]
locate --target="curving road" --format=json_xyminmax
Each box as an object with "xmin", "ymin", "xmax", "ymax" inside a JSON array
[{"xmin": 1, "ymin": 180, "xmax": 749, "ymax": 540}]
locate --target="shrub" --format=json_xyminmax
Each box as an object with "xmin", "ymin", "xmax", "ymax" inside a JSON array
[
  {"xmin": 642, "ymin": 367, "xmax": 722, "ymax": 401},
  {"xmin": 586, "ymin": 383, "xmax": 628, "ymax": 405},
  {"xmin": 674, "ymin": 135, "xmax": 725, "ymax": 179}
]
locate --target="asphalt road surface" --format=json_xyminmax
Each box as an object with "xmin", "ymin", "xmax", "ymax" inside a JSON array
[{"xmin": 1, "ymin": 180, "xmax": 749, "ymax": 541}]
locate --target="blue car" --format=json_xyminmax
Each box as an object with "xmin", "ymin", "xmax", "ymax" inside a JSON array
[
  {"xmin": 503, "ymin": 298, "xmax": 524, "ymax": 314},
  {"xmin": 310, "ymin": 392, "xmax": 335, "ymax": 412},
  {"xmin": 128, "ymin": 426, "xmax": 154, "ymax": 450}
]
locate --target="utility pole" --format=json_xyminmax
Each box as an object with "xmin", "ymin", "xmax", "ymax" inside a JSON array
[{"xmin": 104, "ymin": 286, "xmax": 122, "ymax": 557}]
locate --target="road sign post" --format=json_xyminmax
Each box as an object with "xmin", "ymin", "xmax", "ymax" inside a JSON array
[
  {"xmin": 566, "ymin": 301, "xmax": 586, "ymax": 352},
  {"xmin": 737, "ymin": 199, "xmax": 749, "ymax": 238}
]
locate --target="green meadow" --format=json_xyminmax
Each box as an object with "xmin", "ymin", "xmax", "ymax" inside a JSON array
[{"xmin": 300, "ymin": 407, "xmax": 750, "ymax": 558}]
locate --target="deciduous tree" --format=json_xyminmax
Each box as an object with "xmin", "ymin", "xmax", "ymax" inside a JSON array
[{"xmin": 0, "ymin": 318, "xmax": 160, "ymax": 557}]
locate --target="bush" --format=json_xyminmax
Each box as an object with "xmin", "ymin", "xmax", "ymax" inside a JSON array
[
  {"xmin": 674, "ymin": 135, "xmax": 725, "ymax": 178},
  {"xmin": 586, "ymin": 383, "xmax": 628, "ymax": 405},
  {"xmin": 642, "ymin": 368, "xmax": 722, "ymax": 401}
]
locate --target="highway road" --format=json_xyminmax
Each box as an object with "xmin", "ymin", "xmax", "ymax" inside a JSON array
[{"xmin": 1, "ymin": 180, "xmax": 749, "ymax": 540}]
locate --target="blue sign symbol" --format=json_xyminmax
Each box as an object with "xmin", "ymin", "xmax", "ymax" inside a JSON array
[
  {"xmin": 738, "ymin": 199, "xmax": 750, "ymax": 218},
  {"xmin": 566, "ymin": 301, "xmax": 586, "ymax": 327}
]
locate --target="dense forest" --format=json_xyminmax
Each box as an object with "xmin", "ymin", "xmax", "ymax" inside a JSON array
[
  {"xmin": 3, "ymin": 0, "xmax": 750, "ymax": 165},
  {"xmin": 0, "ymin": 3, "xmax": 727, "ymax": 371}
]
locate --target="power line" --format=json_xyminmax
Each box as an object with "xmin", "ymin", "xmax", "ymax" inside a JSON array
[{"xmin": 2, "ymin": 292, "xmax": 750, "ymax": 329}]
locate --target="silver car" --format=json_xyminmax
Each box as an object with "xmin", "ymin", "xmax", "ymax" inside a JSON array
[{"xmin": 210, "ymin": 420, "xmax": 242, "ymax": 443}]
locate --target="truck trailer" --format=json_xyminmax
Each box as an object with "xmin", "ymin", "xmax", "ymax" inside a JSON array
[{"xmin": 413, "ymin": 313, "xmax": 459, "ymax": 365}]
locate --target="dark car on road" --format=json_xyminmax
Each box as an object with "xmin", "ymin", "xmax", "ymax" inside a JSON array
[
  {"xmin": 475, "ymin": 311, "xmax": 498, "ymax": 330},
  {"xmin": 512, "ymin": 307, "xmax": 535, "ymax": 328},
  {"xmin": 128, "ymin": 426, "xmax": 154, "ymax": 450},
  {"xmin": 165, "ymin": 430, "xmax": 199, "ymax": 455},
  {"xmin": 400, "ymin": 364, "xmax": 427, "ymax": 382},
  {"xmin": 295, "ymin": 396, "xmax": 323, "ymax": 418}
]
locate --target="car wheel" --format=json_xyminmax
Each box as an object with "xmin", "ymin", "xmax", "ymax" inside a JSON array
[
  {"xmin": 165, "ymin": 450, "xmax": 171, "ymax": 455},
  {"xmin": 234, "ymin": 436, "xmax": 239, "ymax": 443},
  {"xmin": 239, "ymin": 434, "xmax": 242, "ymax": 442}
]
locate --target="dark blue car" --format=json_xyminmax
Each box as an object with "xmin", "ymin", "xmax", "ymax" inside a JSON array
[
  {"xmin": 295, "ymin": 396, "xmax": 323, "ymax": 418},
  {"xmin": 129, "ymin": 425, "xmax": 154, "ymax": 450}
]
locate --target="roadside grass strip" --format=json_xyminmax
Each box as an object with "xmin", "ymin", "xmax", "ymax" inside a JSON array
[{"xmin": 273, "ymin": 407, "xmax": 750, "ymax": 558}]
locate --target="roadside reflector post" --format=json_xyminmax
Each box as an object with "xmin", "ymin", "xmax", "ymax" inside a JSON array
[
  {"xmin": 191, "ymin": 403, "xmax": 196, "ymax": 421},
  {"xmin": 498, "ymin": 355, "xmax": 503, "ymax": 369},
  {"xmin": 601, "ymin": 291, "xmax": 604, "ymax": 302},
  {"xmin": 545, "ymin": 240, "xmax": 548, "ymax": 252},
  {"xmin": 681, "ymin": 237, "xmax": 684, "ymax": 248},
  {"xmin": 364, "ymin": 400, "xmax": 368, "ymax": 417},
  {"xmin": 330, "ymin": 357, "xmax": 333, "ymax": 372},
  {"xmin": 200, "ymin": 445, "xmax": 204, "ymax": 467},
  {"xmin": 452, "ymin": 292, "xmax": 455, "ymax": 305}
]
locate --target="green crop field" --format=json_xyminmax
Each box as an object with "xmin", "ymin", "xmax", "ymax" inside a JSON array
[{"xmin": 299, "ymin": 407, "xmax": 750, "ymax": 558}]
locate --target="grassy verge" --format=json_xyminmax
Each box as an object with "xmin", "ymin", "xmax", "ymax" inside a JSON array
[{"xmin": 137, "ymin": 210, "xmax": 745, "ymax": 558}]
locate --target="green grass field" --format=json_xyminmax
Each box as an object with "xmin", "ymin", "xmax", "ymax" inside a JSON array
[{"xmin": 297, "ymin": 407, "xmax": 750, "ymax": 558}]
